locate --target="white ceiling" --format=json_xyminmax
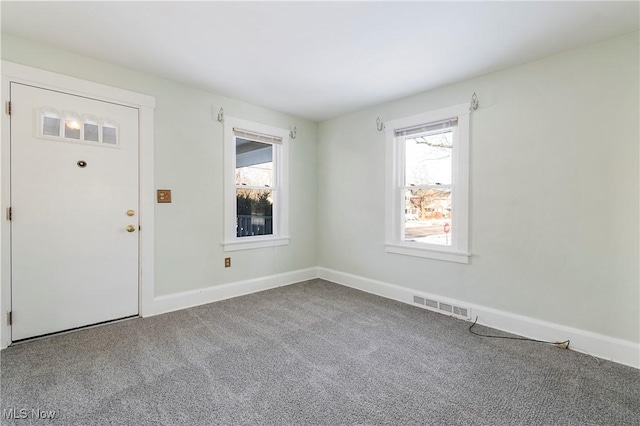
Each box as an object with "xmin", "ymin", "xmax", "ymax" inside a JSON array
[{"xmin": 1, "ymin": 1, "xmax": 638, "ymax": 122}]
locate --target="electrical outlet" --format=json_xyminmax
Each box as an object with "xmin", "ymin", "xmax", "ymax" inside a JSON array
[{"xmin": 224, "ymin": 257, "xmax": 231, "ymax": 268}]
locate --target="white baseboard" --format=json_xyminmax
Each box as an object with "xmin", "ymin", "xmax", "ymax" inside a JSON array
[
  {"xmin": 5, "ymin": 264, "xmax": 637, "ymax": 370},
  {"xmin": 317, "ymin": 267, "xmax": 640, "ymax": 369},
  {"xmin": 148, "ymin": 268, "xmax": 318, "ymax": 317}
]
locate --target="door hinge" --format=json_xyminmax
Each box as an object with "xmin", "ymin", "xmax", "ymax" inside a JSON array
[
  {"xmin": 6, "ymin": 207, "xmax": 11, "ymax": 221},
  {"xmin": 7, "ymin": 311, "xmax": 12, "ymax": 326},
  {"xmin": 5, "ymin": 101, "xmax": 11, "ymax": 115}
]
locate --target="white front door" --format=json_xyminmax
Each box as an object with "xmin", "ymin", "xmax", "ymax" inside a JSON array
[{"xmin": 10, "ymin": 83, "xmax": 139, "ymax": 340}]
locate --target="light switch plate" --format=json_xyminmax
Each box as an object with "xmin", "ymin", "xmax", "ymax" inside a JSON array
[{"xmin": 157, "ymin": 189, "xmax": 172, "ymax": 203}]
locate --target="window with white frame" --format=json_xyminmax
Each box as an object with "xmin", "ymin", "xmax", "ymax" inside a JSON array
[
  {"xmin": 223, "ymin": 117, "xmax": 289, "ymax": 251},
  {"xmin": 385, "ymin": 103, "xmax": 470, "ymax": 263}
]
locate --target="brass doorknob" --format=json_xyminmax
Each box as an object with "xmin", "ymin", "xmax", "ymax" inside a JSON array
[
  {"xmin": 127, "ymin": 210, "xmax": 135, "ymax": 217},
  {"xmin": 126, "ymin": 225, "xmax": 136, "ymax": 233}
]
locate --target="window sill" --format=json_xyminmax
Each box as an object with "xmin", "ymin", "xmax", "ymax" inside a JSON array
[
  {"xmin": 223, "ymin": 236, "xmax": 290, "ymax": 252},
  {"xmin": 385, "ymin": 243, "xmax": 470, "ymax": 264}
]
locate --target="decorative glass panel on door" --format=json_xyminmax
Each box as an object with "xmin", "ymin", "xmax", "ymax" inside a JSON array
[
  {"xmin": 42, "ymin": 116, "xmax": 61, "ymax": 137},
  {"xmin": 102, "ymin": 126, "xmax": 117, "ymax": 144},
  {"xmin": 84, "ymin": 122, "xmax": 99, "ymax": 142},
  {"xmin": 64, "ymin": 119, "xmax": 81, "ymax": 139}
]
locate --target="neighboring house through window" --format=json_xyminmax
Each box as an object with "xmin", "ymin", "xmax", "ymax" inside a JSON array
[
  {"xmin": 385, "ymin": 102, "xmax": 470, "ymax": 263},
  {"xmin": 224, "ymin": 117, "xmax": 289, "ymax": 251}
]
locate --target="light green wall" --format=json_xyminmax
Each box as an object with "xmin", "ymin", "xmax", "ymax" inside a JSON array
[
  {"xmin": 3, "ymin": 32, "xmax": 638, "ymax": 344},
  {"xmin": 1, "ymin": 34, "xmax": 318, "ymax": 297},
  {"xmin": 318, "ymin": 32, "xmax": 639, "ymax": 342}
]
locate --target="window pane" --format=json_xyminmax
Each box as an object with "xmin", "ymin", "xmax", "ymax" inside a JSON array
[
  {"xmin": 236, "ymin": 189, "xmax": 273, "ymax": 237},
  {"xmin": 103, "ymin": 126, "xmax": 117, "ymax": 144},
  {"xmin": 43, "ymin": 117, "xmax": 60, "ymax": 137},
  {"xmin": 404, "ymin": 188, "xmax": 451, "ymax": 246},
  {"xmin": 236, "ymin": 138, "xmax": 273, "ymax": 187},
  {"xmin": 84, "ymin": 123, "xmax": 99, "ymax": 142},
  {"xmin": 64, "ymin": 120, "xmax": 81, "ymax": 139},
  {"xmin": 405, "ymin": 130, "xmax": 452, "ymax": 186}
]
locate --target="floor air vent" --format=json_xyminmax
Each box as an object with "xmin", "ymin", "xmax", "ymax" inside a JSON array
[
  {"xmin": 424, "ymin": 298, "xmax": 438, "ymax": 309},
  {"xmin": 413, "ymin": 295, "xmax": 471, "ymax": 320}
]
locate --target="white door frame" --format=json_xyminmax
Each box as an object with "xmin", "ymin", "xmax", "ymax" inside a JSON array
[{"xmin": 0, "ymin": 61, "xmax": 156, "ymax": 348}]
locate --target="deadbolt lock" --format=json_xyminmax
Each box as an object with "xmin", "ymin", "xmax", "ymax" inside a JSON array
[
  {"xmin": 126, "ymin": 225, "xmax": 136, "ymax": 233},
  {"xmin": 127, "ymin": 210, "xmax": 135, "ymax": 217}
]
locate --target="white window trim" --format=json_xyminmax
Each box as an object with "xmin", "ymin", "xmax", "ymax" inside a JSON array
[
  {"xmin": 223, "ymin": 116, "xmax": 290, "ymax": 251},
  {"xmin": 385, "ymin": 103, "xmax": 470, "ymax": 264}
]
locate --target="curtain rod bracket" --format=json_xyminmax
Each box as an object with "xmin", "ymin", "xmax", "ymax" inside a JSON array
[
  {"xmin": 217, "ymin": 107, "xmax": 225, "ymax": 123},
  {"xmin": 470, "ymin": 93, "xmax": 479, "ymax": 111},
  {"xmin": 290, "ymin": 126, "xmax": 297, "ymax": 139},
  {"xmin": 376, "ymin": 117, "xmax": 385, "ymax": 131}
]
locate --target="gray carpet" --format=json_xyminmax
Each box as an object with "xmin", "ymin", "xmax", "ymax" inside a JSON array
[{"xmin": 1, "ymin": 279, "xmax": 638, "ymax": 425}]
